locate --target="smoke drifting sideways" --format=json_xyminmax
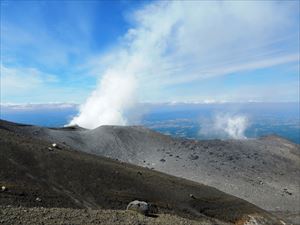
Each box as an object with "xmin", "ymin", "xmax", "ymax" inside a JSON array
[
  {"xmin": 68, "ymin": 1, "xmax": 295, "ymax": 129},
  {"xmin": 199, "ymin": 114, "xmax": 249, "ymax": 139}
]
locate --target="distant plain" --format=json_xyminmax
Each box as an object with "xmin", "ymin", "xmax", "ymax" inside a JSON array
[{"xmin": 1, "ymin": 102, "xmax": 299, "ymax": 144}]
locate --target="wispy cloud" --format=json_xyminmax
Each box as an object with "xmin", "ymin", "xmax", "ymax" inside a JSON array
[
  {"xmin": 1, "ymin": 64, "xmax": 58, "ymax": 94},
  {"xmin": 132, "ymin": 1, "xmax": 299, "ymax": 90},
  {"xmin": 152, "ymin": 53, "xmax": 299, "ymax": 87},
  {"xmin": 0, "ymin": 64, "xmax": 93, "ymax": 104}
]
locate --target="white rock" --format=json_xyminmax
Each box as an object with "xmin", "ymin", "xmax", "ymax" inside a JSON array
[
  {"xmin": 1, "ymin": 186, "xmax": 6, "ymax": 191},
  {"xmin": 126, "ymin": 200, "xmax": 149, "ymax": 215}
]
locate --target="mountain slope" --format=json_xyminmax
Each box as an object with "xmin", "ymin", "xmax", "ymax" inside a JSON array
[{"xmin": 0, "ymin": 119, "xmax": 297, "ymax": 224}]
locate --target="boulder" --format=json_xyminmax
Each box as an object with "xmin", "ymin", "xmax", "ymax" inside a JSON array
[
  {"xmin": 51, "ymin": 143, "xmax": 61, "ymax": 149},
  {"xmin": 52, "ymin": 143, "xmax": 57, "ymax": 148},
  {"xmin": 126, "ymin": 200, "xmax": 149, "ymax": 215}
]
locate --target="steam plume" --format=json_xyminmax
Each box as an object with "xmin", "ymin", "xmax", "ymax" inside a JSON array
[
  {"xmin": 69, "ymin": 1, "xmax": 295, "ymax": 129},
  {"xmin": 214, "ymin": 114, "xmax": 249, "ymax": 139},
  {"xmin": 200, "ymin": 114, "xmax": 249, "ymax": 139},
  {"xmin": 69, "ymin": 71, "xmax": 137, "ymax": 129}
]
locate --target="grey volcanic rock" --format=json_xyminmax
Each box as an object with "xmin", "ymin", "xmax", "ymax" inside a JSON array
[
  {"xmin": 126, "ymin": 200, "xmax": 149, "ymax": 215},
  {"xmin": 1, "ymin": 119, "xmax": 299, "ymax": 224}
]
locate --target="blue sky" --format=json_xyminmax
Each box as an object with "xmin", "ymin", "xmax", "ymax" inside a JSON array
[
  {"xmin": 1, "ymin": 0, "xmax": 145, "ymax": 103},
  {"xmin": 1, "ymin": 0, "xmax": 299, "ymax": 105}
]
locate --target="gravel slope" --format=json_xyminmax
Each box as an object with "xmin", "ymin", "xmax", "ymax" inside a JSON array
[
  {"xmin": 0, "ymin": 206, "xmax": 229, "ymax": 225},
  {"xmin": 0, "ymin": 119, "xmax": 296, "ymax": 224}
]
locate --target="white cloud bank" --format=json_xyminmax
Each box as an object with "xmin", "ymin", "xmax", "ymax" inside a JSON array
[
  {"xmin": 70, "ymin": 1, "xmax": 299, "ymax": 129},
  {"xmin": 1, "ymin": 103, "xmax": 77, "ymax": 111}
]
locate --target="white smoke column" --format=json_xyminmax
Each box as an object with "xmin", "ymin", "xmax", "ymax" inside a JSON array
[
  {"xmin": 214, "ymin": 114, "xmax": 249, "ymax": 139},
  {"xmin": 69, "ymin": 53, "xmax": 147, "ymax": 129},
  {"xmin": 70, "ymin": 59, "xmax": 145, "ymax": 129},
  {"xmin": 69, "ymin": 72, "xmax": 136, "ymax": 129}
]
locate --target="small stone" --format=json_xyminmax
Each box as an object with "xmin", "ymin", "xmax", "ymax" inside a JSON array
[
  {"xmin": 52, "ymin": 143, "xmax": 57, "ymax": 148},
  {"xmin": 36, "ymin": 197, "xmax": 41, "ymax": 202},
  {"xmin": 189, "ymin": 155, "xmax": 199, "ymax": 160},
  {"xmin": 1, "ymin": 186, "xmax": 6, "ymax": 191},
  {"xmin": 48, "ymin": 147, "xmax": 53, "ymax": 151},
  {"xmin": 189, "ymin": 194, "xmax": 196, "ymax": 199},
  {"xmin": 283, "ymin": 189, "xmax": 292, "ymax": 195},
  {"xmin": 160, "ymin": 159, "xmax": 166, "ymax": 162}
]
